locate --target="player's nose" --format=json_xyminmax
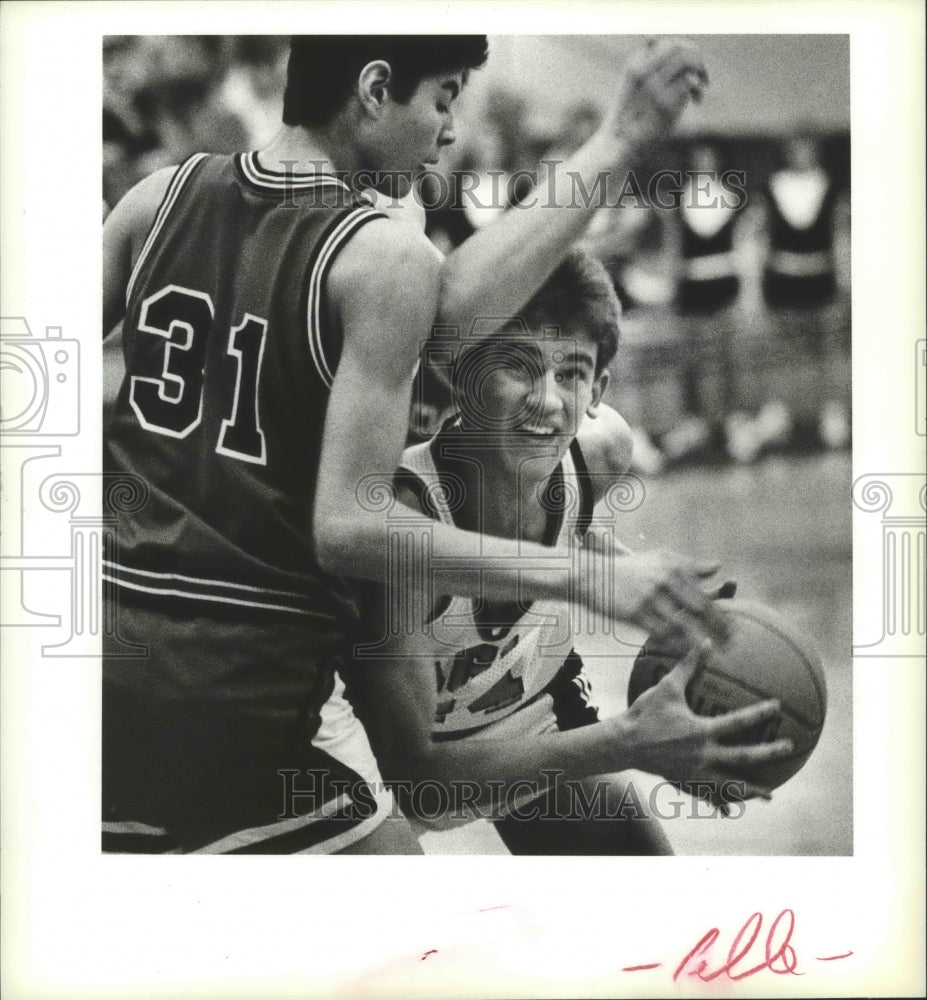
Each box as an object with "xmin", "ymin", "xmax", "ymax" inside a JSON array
[
  {"xmin": 532, "ymin": 371, "xmax": 565, "ymax": 414},
  {"xmin": 439, "ymin": 121, "xmax": 456, "ymax": 147}
]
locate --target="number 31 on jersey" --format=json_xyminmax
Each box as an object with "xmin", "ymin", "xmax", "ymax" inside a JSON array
[{"xmin": 129, "ymin": 284, "xmax": 268, "ymax": 465}]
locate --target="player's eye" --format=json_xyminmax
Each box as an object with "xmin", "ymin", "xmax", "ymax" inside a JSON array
[{"xmin": 436, "ymin": 102, "xmax": 450, "ymax": 115}]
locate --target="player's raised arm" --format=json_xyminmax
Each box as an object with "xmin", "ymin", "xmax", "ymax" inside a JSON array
[{"xmin": 437, "ymin": 38, "xmax": 708, "ymax": 332}]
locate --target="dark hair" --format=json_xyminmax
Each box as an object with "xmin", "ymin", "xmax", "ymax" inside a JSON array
[
  {"xmin": 283, "ymin": 35, "xmax": 488, "ymax": 127},
  {"xmin": 450, "ymin": 250, "xmax": 620, "ymax": 419},
  {"xmin": 499, "ymin": 249, "xmax": 621, "ymax": 372}
]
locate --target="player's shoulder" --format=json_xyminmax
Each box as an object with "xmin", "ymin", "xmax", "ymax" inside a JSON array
[
  {"xmin": 327, "ymin": 212, "xmax": 441, "ymax": 300},
  {"xmin": 361, "ymin": 187, "xmax": 431, "ymax": 237},
  {"xmin": 123, "ymin": 165, "xmax": 181, "ymax": 216},
  {"xmin": 575, "ymin": 404, "xmax": 634, "ymax": 495},
  {"xmin": 105, "ymin": 165, "xmax": 182, "ymax": 242},
  {"xmin": 339, "ymin": 211, "xmax": 439, "ymax": 270}
]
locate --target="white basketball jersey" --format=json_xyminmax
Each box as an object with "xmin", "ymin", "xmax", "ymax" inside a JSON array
[{"xmin": 398, "ymin": 434, "xmax": 592, "ymax": 736}]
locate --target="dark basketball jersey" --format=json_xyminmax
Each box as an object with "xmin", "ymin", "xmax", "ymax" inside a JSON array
[
  {"xmin": 677, "ymin": 180, "xmax": 741, "ymax": 314},
  {"xmin": 105, "ymin": 152, "xmax": 386, "ymax": 639},
  {"xmin": 763, "ymin": 166, "xmax": 837, "ymax": 307}
]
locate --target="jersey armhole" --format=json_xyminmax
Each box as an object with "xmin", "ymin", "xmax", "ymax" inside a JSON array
[
  {"xmin": 125, "ymin": 153, "xmax": 210, "ymax": 305},
  {"xmin": 569, "ymin": 438, "xmax": 595, "ymax": 537},
  {"xmin": 303, "ymin": 206, "xmax": 388, "ymax": 388}
]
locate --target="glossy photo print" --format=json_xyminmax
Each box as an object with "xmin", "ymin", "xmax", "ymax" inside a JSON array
[{"xmin": 2, "ymin": 5, "xmax": 924, "ymax": 1000}]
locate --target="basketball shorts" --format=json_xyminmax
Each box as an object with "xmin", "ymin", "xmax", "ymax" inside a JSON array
[
  {"xmin": 409, "ymin": 650, "xmax": 598, "ymax": 832},
  {"xmin": 102, "ymin": 596, "xmax": 393, "ymax": 854}
]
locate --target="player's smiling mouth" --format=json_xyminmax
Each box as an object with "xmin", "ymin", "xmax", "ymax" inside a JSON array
[{"xmin": 516, "ymin": 424, "xmax": 560, "ymax": 437}]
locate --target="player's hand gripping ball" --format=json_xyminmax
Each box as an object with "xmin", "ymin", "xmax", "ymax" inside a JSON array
[{"xmin": 628, "ymin": 598, "xmax": 827, "ymax": 791}]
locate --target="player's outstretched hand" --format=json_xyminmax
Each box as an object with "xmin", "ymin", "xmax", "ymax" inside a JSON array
[
  {"xmin": 601, "ymin": 38, "xmax": 708, "ymax": 156},
  {"xmin": 620, "ymin": 646, "xmax": 793, "ymax": 803},
  {"xmin": 581, "ymin": 535, "xmax": 731, "ymax": 656}
]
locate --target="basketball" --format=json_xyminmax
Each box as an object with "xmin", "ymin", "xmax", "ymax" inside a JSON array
[{"xmin": 628, "ymin": 599, "xmax": 827, "ymax": 790}]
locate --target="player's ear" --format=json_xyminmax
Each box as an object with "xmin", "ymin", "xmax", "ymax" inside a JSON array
[
  {"xmin": 586, "ymin": 368, "xmax": 610, "ymax": 418},
  {"xmin": 409, "ymin": 401, "xmax": 446, "ymax": 441},
  {"xmin": 358, "ymin": 60, "xmax": 392, "ymax": 116}
]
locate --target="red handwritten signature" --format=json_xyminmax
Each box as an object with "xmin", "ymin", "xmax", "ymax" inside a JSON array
[
  {"xmin": 410, "ymin": 907, "xmax": 853, "ymax": 985},
  {"xmin": 674, "ymin": 907, "xmax": 801, "ymax": 981},
  {"xmin": 617, "ymin": 908, "xmax": 852, "ymax": 982}
]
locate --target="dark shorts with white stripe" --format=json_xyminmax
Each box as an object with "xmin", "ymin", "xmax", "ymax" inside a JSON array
[{"xmin": 102, "ymin": 593, "xmax": 391, "ymax": 854}]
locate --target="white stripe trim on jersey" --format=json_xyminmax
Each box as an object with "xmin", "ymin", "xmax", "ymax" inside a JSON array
[
  {"xmin": 102, "ymin": 571, "xmax": 315, "ymax": 616},
  {"xmin": 126, "ymin": 153, "xmax": 208, "ymax": 306},
  {"xmin": 305, "ymin": 206, "xmax": 384, "ymax": 388},
  {"xmin": 238, "ymin": 151, "xmax": 350, "ymax": 192},
  {"xmin": 102, "ymin": 558, "xmax": 308, "ymax": 599},
  {"xmin": 102, "ymin": 820, "xmax": 169, "ymax": 835},
  {"xmin": 103, "ymin": 573, "xmax": 311, "ymax": 615},
  {"xmin": 400, "ymin": 431, "xmax": 581, "ymax": 532}
]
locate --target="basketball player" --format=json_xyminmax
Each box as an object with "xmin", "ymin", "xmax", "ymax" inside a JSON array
[
  {"xmin": 347, "ymin": 251, "xmax": 792, "ymax": 854},
  {"xmin": 102, "ymin": 35, "xmax": 724, "ymax": 855}
]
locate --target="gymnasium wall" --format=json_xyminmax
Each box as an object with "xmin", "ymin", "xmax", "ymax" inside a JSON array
[{"xmin": 473, "ymin": 35, "xmax": 850, "ymax": 135}]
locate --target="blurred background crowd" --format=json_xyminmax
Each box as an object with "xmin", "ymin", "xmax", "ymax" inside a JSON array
[{"xmin": 104, "ymin": 34, "xmax": 851, "ymax": 474}]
